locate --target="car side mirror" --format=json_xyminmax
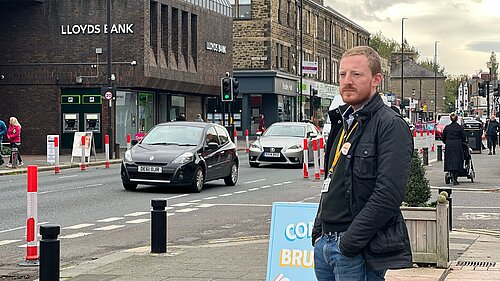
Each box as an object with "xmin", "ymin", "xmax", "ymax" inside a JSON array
[
  {"xmin": 131, "ymin": 139, "xmax": 138, "ymax": 146},
  {"xmin": 207, "ymin": 142, "xmax": 219, "ymax": 149}
]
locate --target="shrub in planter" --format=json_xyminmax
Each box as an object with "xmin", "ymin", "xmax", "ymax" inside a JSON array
[{"xmin": 404, "ymin": 150, "xmax": 431, "ymax": 207}]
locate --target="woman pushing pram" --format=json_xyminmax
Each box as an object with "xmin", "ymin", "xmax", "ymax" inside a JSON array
[{"xmin": 442, "ymin": 112, "xmax": 471, "ymax": 185}]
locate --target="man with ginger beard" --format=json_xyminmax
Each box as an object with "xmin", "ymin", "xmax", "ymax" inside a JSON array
[{"xmin": 311, "ymin": 46, "xmax": 413, "ymax": 280}]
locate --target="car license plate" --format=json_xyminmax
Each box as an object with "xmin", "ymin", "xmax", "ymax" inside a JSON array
[
  {"xmin": 264, "ymin": 152, "xmax": 280, "ymax": 157},
  {"xmin": 138, "ymin": 166, "xmax": 162, "ymax": 173}
]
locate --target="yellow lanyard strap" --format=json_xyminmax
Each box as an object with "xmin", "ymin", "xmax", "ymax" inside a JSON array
[{"xmin": 329, "ymin": 121, "xmax": 359, "ymax": 173}]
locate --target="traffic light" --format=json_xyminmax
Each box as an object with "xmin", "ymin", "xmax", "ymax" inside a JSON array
[
  {"xmin": 232, "ymin": 78, "xmax": 239, "ymax": 96},
  {"xmin": 478, "ymin": 81, "xmax": 486, "ymax": 97},
  {"xmin": 221, "ymin": 77, "xmax": 233, "ymax": 102}
]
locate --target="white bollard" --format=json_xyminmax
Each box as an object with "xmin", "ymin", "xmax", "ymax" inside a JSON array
[
  {"xmin": 303, "ymin": 138, "xmax": 309, "ymax": 178},
  {"xmin": 313, "ymin": 139, "xmax": 320, "ymax": 180},
  {"xmin": 319, "ymin": 138, "xmax": 325, "ymax": 175}
]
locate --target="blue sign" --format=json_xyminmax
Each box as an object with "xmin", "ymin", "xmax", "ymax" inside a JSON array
[{"xmin": 266, "ymin": 202, "xmax": 319, "ymax": 281}]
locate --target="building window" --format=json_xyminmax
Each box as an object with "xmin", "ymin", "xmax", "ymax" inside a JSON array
[
  {"xmin": 287, "ymin": 46, "xmax": 291, "ymax": 72},
  {"xmin": 314, "ymin": 14, "xmax": 318, "ymax": 38},
  {"xmin": 322, "ymin": 57, "xmax": 327, "ymax": 81},
  {"xmin": 306, "ymin": 11, "xmax": 310, "ymax": 33},
  {"xmin": 280, "ymin": 44, "xmax": 284, "ymax": 69},
  {"xmin": 191, "ymin": 14, "xmax": 198, "ymax": 68},
  {"xmin": 171, "ymin": 7, "xmax": 179, "ymax": 64},
  {"xmin": 182, "ymin": 11, "xmax": 188, "ymax": 66},
  {"xmin": 161, "ymin": 4, "xmax": 168, "ymax": 59},
  {"xmin": 150, "ymin": 1, "xmax": 158, "ymax": 57},
  {"xmin": 323, "ymin": 18, "xmax": 326, "ymax": 40},
  {"xmin": 330, "ymin": 21, "xmax": 335, "ymax": 45},
  {"xmin": 286, "ymin": 0, "xmax": 290, "ymax": 26},
  {"xmin": 230, "ymin": 0, "xmax": 251, "ymax": 19},
  {"xmin": 278, "ymin": 0, "xmax": 281, "ymax": 23}
]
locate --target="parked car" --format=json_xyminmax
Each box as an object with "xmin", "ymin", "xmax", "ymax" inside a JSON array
[
  {"xmin": 321, "ymin": 95, "xmax": 345, "ymax": 141},
  {"xmin": 121, "ymin": 122, "xmax": 239, "ymax": 192},
  {"xmin": 435, "ymin": 115, "xmax": 464, "ymax": 140},
  {"xmin": 248, "ymin": 122, "xmax": 320, "ymax": 167}
]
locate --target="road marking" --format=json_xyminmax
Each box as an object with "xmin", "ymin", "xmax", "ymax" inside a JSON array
[
  {"xmin": 126, "ymin": 219, "xmax": 150, "ymax": 224},
  {"xmin": 165, "ymin": 194, "xmax": 190, "ymax": 200},
  {"xmin": 97, "ymin": 217, "xmax": 124, "ymax": 223},
  {"xmin": 188, "ymin": 199, "xmax": 202, "ymax": 203},
  {"xmin": 234, "ymin": 190, "xmax": 247, "ymax": 194},
  {"xmin": 0, "ymin": 221, "xmax": 48, "ymax": 234},
  {"xmin": 167, "ymin": 213, "xmax": 175, "ymax": 217},
  {"xmin": 0, "ymin": 239, "xmax": 21, "ymax": 246},
  {"xmin": 273, "ymin": 183, "xmax": 283, "ymax": 186},
  {"xmin": 124, "ymin": 212, "xmax": 149, "ymax": 217},
  {"xmin": 94, "ymin": 225, "xmax": 126, "ymax": 231},
  {"xmin": 60, "ymin": 232, "xmax": 92, "ymax": 239},
  {"xmin": 198, "ymin": 204, "xmax": 215, "ymax": 208},
  {"xmin": 219, "ymin": 193, "xmax": 233, "ymax": 197},
  {"xmin": 39, "ymin": 184, "xmax": 103, "ymax": 195},
  {"xmin": 458, "ymin": 213, "xmax": 500, "ymax": 220},
  {"xmin": 58, "ymin": 175, "xmax": 78, "ymax": 179},
  {"xmin": 171, "ymin": 203, "xmax": 193, "ymax": 207},
  {"xmin": 282, "ymin": 181, "xmax": 293, "ymax": 184},
  {"xmin": 244, "ymin": 179, "xmax": 266, "ymax": 184},
  {"xmin": 260, "ymin": 185, "xmax": 271, "ymax": 189},
  {"xmin": 63, "ymin": 223, "xmax": 95, "ymax": 230},
  {"xmin": 203, "ymin": 196, "xmax": 218, "ymax": 200},
  {"xmin": 248, "ymin": 188, "xmax": 259, "ymax": 191},
  {"xmin": 175, "ymin": 208, "xmax": 198, "ymax": 213}
]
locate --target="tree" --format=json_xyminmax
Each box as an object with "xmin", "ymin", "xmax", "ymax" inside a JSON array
[
  {"xmin": 369, "ymin": 32, "xmax": 419, "ymax": 61},
  {"xmin": 405, "ymin": 150, "xmax": 431, "ymax": 207}
]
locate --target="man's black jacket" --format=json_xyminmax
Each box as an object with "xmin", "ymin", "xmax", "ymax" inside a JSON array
[{"xmin": 312, "ymin": 94, "xmax": 413, "ymax": 271}]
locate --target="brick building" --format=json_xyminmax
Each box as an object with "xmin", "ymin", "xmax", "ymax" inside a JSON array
[
  {"xmin": 229, "ymin": 0, "xmax": 369, "ymax": 132},
  {"xmin": 0, "ymin": 0, "xmax": 232, "ymax": 154}
]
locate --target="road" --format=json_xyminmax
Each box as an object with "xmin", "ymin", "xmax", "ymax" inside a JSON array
[{"xmin": 1, "ymin": 150, "xmax": 499, "ymax": 279}]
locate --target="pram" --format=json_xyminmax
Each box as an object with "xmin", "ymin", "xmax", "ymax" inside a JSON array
[{"xmin": 445, "ymin": 142, "xmax": 475, "ymax": 184}]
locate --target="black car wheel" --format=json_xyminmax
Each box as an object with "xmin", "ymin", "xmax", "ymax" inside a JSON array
[
  {"xmin": 189, "ymin": 166, "xmax": 204, "ymax": 193},
  {"xmin": 123, "ymin": 182, "xmax": 138, "ymax": 191},
  {"xmin": 249, "ymin": 162, "xmax": 260, "ymax": 168},
  {"xmin": 224, "ymin": 162, "xmax": 238, "ymax": 186}
]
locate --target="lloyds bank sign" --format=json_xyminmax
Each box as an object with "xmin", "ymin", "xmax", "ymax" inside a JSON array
[{"xmin": 60, "ymin": 23, "xmax": 134, "ymax": 35}]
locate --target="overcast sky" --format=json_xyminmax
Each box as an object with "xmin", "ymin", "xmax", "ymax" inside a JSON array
[{"xmin": 324, "ymin": 0, "xmax": 500, "ymax": 77}]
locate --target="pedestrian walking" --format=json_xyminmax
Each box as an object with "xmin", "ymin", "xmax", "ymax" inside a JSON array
[
  {"xmin": 258, "ymin": 114, "xmax": 265, "ymax": 132},
  {"xmin": 485, "ymin": 115, "xmax": 500, "ymax": 155},
  {"xmin": 312, "ymin": 46, "xmax": 413, "ymax": 281},
  {"xmin": 442, "ymin": 112, "xmax": 467, "ymax": 185},
  {"xmin": 0, "ymin": 118, "xmax": 7, "ymax": 166},
  {"xmin": 6, "ymin": 116, "xmax": 23, "ymax": 167}
]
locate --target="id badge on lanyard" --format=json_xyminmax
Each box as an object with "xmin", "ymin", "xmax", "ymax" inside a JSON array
[{"xmin": 321, "ymin": 173, "xmax": 332, "ymax": 193}]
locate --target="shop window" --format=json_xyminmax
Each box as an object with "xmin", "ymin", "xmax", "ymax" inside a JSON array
[
  {"xmin": 139, "ymin": 92, "xmax": 155, "ymax": 132},
  {"xmin": 170, "ymin": 95, "xmax": 186, "ymax": 121}
]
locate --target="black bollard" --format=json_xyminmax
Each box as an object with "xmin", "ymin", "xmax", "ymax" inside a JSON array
[
  {"xmin": 438, "ymin": 188, "xmax": 453, "ymax": 231},
  {"xmin": 422, "ymin": 147, "xmax": 429, "ymax": 166},
  {"xmin": 151, "ymin": 199, "xmax": 167, "ymax": 253},
  {"xmin": 40, "ymin": 224, "xmax": 60, "ymax": 281},
  {"xmin": 437, "ymin": 145, "xmax": 443, "ymax": 161}
]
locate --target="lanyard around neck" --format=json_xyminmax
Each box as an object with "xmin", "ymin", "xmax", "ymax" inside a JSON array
[{"xmin": 329, "ymin": 121, "xmax": 359, "ymax": 173}]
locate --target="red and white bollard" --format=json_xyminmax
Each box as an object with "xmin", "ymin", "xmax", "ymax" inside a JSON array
[
  {"xmin": 245, "ymin": 129, "xmax": 249, "ymax": 153},
  {"xmin": 54, "ymin": 136, "xmax": 60, "ymax": 174},
  {"xmin": 233, "ymin": 129, "xmax": 238, "ymax": 148},
  {"xmin": 303, "ymin": 138, "xmax": 309, "ymax": 178},
  {"xmin": 127, "ymin": 134, "xmax": 131, "ymax": 150},
  {"xmin": 105, "ymin": 135, "xmax": 110, "ymax": 169},
  {"xmin": 319, "ymin": 138, "xmax": 325, "ymax": 175},
  {"xmin": 313, "ymin": 139, "xmax": 320, "ymax": 180},
  {"xmin": 431, "ymin": 130, "xmax": 435, "ymax": 152},
  {"xmin": 20, "ymin": 165, "xmax": 39, "ymax": 266},
  {"xmin": 80, "ymin": 136, "xmax": 86, "ymax": 171}
]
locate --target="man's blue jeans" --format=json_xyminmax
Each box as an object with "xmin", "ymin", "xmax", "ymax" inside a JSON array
[{"xmin": 314, "ymin": 233, "xmax": 386, "ymax": 281}]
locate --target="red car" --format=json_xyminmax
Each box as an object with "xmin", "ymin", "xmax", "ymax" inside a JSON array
[{"xmin": 435, "ymin": 116, "xmax": 463, "ymax": 140}]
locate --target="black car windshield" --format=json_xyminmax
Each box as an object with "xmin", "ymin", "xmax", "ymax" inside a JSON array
[
  {"xmin": 141, "ymin": 126, "xmax": 204, "ymax": 146},
  {"xmin": 264, "ymin": 125, "xmax": 305, "ymax": 137}
]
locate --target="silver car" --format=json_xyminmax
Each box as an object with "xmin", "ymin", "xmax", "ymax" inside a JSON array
[{"xmin": 248, "ymin": 122, "xmax": 320, "ymax": 167}]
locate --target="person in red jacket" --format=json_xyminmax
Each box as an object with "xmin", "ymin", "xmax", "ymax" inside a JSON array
[{"xmin": 6, "ymin": 116, "xmax": 23, "ymax": 167}]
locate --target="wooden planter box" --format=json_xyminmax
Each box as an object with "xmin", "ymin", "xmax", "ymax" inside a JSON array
[{"xmin": 401, "ymin": 202, "xmax": 449, "ymax": 268}]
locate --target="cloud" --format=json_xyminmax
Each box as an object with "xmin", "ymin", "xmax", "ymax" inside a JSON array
[{"xmin": 465, "ymin": 41, "xmax": 500, "ymax": 53}]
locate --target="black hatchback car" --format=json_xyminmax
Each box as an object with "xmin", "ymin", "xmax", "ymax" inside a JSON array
[{"xmin": 121, "ymin": 122, "xmax": 239, "ymax": 192}]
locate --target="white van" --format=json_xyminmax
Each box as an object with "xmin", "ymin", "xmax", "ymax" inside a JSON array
[{"xmin": 322, "ymin": 95, "xmax": 345, "ymax": 141}]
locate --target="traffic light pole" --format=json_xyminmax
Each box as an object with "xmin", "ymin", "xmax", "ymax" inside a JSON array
[
  {"xmin": 106, "ymin": 0, "xmax": 114, "ymax": 159},
  {"xmin": 487, "ymin": 79, "xmax": 490, "ymax": 118}
]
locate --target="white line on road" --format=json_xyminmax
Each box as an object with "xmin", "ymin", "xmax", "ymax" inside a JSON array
[
  {"xmin": 38, "ymin": 184, "xmax": 103, "ymax": 195},
  {"xmin": 243, "ymin": 179, "xmax": 266, "ymax": 184},
  {"xmin": 63, "ymin": 223, "xmax": 95, "ymax": 230},
  {"xmin": 97, "ymin": 217, "xmax": 124, "ymax": 223},
  {"xmin": 198, "ymin": 204, "xmax": 215, "ymax": 208},
  {"xmin": 171, "ymin": 202, "xmax": 193, "ymax": 207},
  {"xmin": 248, "ymin": 188, "xmax": 259, "ymax": 191},
  {"xmin": 234, "ymin": 190, "xmax": 247, "ymax": 194},
  {"xmin": 273, "ymin": 183, "xmax": 283, "ymax": 186},
  {"xmin": 60, "ymin": 232, "xmax": 92, "ymax": 239},
  {"xmin": 0, "ymin": 221, "xmax": 48, "ymax": 234},
  {"xmin": 199, "ymin": 203, "xmax": 271, "ymax": 207},
  {"xmin": 58, "ymin": 175, "xmax": 79, "ymax": 179},
  {"xmin": 125, "ymin": 219, "xmax": 150, "ymax": 224},
  {"xmin": 0, "ymin": 239, "xmax": 21, "ymax": 246},
  {"xmin": 282, "ymin": 181, "xmax": 293, "ymax": 184},
  {"xmin": 94, "ymin": 225, "xmax": 126, "ymax": 231},
  {"xmin": 260, "ymin": 185, "xmax": 271, "ymax": 188},
  {"xmin": 175, "ymin": 208, "xmax": 198, "ymax": 213},
  {"xmin": 188, "ymin": 199, "xmax": 202, "ymax": 203},
  {"xmin": 124, "ymin": 212, "xmax": 149, "ymax": 217},
  {"xmin": 219, "ymin": 193, "xmax": 233, "ymax": 197},
  {"xmin": 203, "ymin": 196, "xmax": 218, "ymax": 200}
]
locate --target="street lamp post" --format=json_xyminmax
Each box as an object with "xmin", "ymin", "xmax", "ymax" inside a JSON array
[
  {"xmin": 400, "ymin": 17, "xmax": 408, "ymax": 113},
  {"xmin": 487, "ymin": 61, "xmax": 492, "ymax": 118},
  {"xmin": 106, "ymin": 0, "xmax": 114, "ymax": 159},
  {"xmin": 434, "ymin": 41, "xmax": 439, "ymax": 117},
  {"xmin": 298, "ymin": 0, "xmax": 303, "ymax": 121}
]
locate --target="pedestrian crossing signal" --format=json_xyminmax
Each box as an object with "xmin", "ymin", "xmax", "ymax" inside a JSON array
[{"xmin": 221, "ymin": 77, "xmax": 233, "ymax": 102}]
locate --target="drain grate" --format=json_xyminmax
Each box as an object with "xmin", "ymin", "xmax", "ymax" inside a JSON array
[{"xmin": 457, "ymin": 261, "xmax": 496, "ymax": 268}]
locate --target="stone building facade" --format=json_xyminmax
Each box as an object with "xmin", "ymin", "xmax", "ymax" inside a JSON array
[
  {"xmin": 229, "ymin": 0, "xmax": 370, "ymax": 132},
  {"xmin": 0, "ymin": 0, "xmax": 232, "ymax": 154}
]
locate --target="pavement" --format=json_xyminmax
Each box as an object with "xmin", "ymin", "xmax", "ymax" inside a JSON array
[{"xmin": 1, "ymin": 140, "xmax": 500, "ymax": 280}]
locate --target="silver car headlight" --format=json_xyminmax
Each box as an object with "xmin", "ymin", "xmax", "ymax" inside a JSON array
[
  {"xmin": 250, "ymin": 142, "xmax": 262, "ymax": 151},
  {"xmin": 283, "ymin": 144, "xmax": 302, "ymax": 152},
  {"xmin": 124, "ymin": 150, "xmax": 133, "ymax": 162},
  {"xmin": 172, "ymin": 152, "xmax": 194, "ymax": 164}
]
